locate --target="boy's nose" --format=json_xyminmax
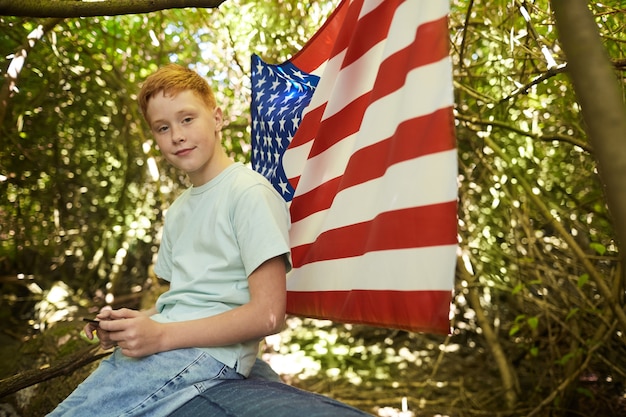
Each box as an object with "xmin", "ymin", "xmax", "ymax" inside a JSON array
[{"xmin": 171, "ymin": 128, "xmax": 185, "ymax": 143}]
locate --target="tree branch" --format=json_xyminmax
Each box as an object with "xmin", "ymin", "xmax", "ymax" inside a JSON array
[
  {"xmin": 0, "ymin": 18, "xmax": 62, "ymax": 131},
  {"xmin": 0, "ymin": 0, "xmax": 227, "ymax": 18},
  {"xmin": 0, "ymin": 345, "xmax": 110, "ymax": 398},
  {"xmin": 456, "ymin": 113, "xmax": 593, "ymax": 153},
  {"xmin": 458, "ymin": 259, "xmax": 520, "ymax": 408}
]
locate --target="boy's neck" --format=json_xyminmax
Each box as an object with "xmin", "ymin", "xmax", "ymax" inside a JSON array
[{"xmin": 188, "ymin": 154, "xmax": 234, "ymax": 187}]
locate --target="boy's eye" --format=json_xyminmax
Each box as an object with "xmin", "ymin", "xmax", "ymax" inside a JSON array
[
  {"xmin": 156, "ymin": 125, "xmax": 169, "ymax": 133},
  {"xmin": 182, "ymin": 116, "xmax": 193, "ymax": 124}
]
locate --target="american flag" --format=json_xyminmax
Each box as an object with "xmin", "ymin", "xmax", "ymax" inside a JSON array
[{"xmin": 251, "ymin": 0, "xmax": 457, "ymax": 334}]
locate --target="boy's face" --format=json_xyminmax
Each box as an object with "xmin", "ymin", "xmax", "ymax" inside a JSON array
[{"xmin": 146, "ymin": 90, "xmax": 225, "ymax": 186}]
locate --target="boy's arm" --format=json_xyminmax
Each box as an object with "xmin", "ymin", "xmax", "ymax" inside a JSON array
[
  {"xmin": 99, "ymin": 255, "xmax": 287, "ymax": 358},
  {"xmin": 141, "ymin": 305, "xmax": 159, "ymax": 316}
]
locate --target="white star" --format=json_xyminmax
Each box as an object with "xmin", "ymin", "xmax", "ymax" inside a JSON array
[
  {"xmin": 279, "ymin": 180, "xmax": 290, "ymax": 195},
  {"xmin": 255, "ymin": 77, "xmax": 267, "ymax": 88}
]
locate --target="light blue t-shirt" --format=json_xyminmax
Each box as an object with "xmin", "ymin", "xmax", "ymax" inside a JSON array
[{"xmin": 152, "ymin": 163, "xmax": 291, "ymax": 376}]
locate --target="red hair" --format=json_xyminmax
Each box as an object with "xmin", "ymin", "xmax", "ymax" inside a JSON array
[{"xmin": 138, "ymin": 64, "xmax": 217, "ymax": 122}]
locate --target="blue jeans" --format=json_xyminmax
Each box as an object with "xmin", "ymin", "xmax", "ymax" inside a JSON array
[
  {"xmin": 47, "ymin": 347, "xmax": 243, "ymax": 417},
  {"xmin": 171, "ymin": 358, "xmax": 373, "ymax": 417}
]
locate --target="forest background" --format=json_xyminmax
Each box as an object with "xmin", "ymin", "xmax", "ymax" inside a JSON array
[{"xmin": 1, "ymin": 1, "xmax": 626, "ymax": 416}]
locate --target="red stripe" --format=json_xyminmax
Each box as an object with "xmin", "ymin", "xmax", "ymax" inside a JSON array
[
  {"xmin": 307, "ymin": 93, "xmax": 369, "ymax": 159},
  {"xmin": 340, "ymin": 0, "xmax": 400, "ymax": 69},
  {"xmin": 286, "ymin": 289, "xmax": 451, "ymax": 334},
  {"xmin": 286, "ymin": 0, "xmax": 396, "ymax": 158},
  {"xmin": 327, "ymin": 0, "xmax": 366, "ymax": 64},
  {"xmin": 291, "ymin": 176, "xmax": 342, "ymax": 223},
  {"xmin": 290, "ymin": 107, "xmax": 455, "ymax": 223},
  {"xmin": 339, "ymin": 108, "xmax": 455, "ymax": 191},
  {"xmin": 286, "ymin": 5, "xmax": 450, "ymax": 178},
  {"xmin": 290, "ymin": 0, "xmax": 351, "ymax": 72},
  {"xmin": 291, "ymin": 201, "xmax": 457, "ymax": 267},
  {"xmin": 307, "ymin": 18, "xmax": 451, "ymax": 160},
  {"xmin": 370, "ymin": 16, "xmax": 451, "ymax": 103},
  {"xmin": 288, "ymin": 103, "xmax": 327, "ymax": 149}
]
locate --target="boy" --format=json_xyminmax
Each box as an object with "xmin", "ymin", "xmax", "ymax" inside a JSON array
[{"xmin": 48, "ymin": 64, "xmax": 291, "ymax": 416}]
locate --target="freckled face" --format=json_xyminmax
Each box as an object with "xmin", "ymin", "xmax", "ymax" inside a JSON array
[{"xmin": 147, "ymin": 90, "xmax": 225, "ymax": 186}]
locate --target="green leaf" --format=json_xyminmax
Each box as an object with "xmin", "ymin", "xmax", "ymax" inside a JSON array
[
  {"xmin": 576, "ymin": 387, "xmax": 594, "ymax": 399},
  {"xmin": 556, "ymin": 352, "xmax": 575, "ymax": 366},
  {"xmin": 589, "ymin": 242, "xmax": 606, "ymax": 255},
  {"xmin": 565, "ymin": 308, "xmax": 579, "ymax": 321}
]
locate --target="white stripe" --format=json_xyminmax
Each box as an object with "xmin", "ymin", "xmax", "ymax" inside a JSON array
[
  {"xmin": 313, "ymin": 0, "xmax": 450, "ymax": 123},
  {"xmin": 291, "ymin": 130, "xmax": 358, "ymax": 198},
  {"xmin": 289, "ymin": 150, "xmax": 457, "ymax": 247},
  {"xmin": 308, "ymin": 60, "xmax": 328, "ymax": 77},
  {"xmin": 360, "ymin": 0, "xmax": 385, "ymax": 19},
  {"xmin": 322, "ymin": 41, "xmax": 383, "ymax": 119},
  {"xmin": 383, "ymin": 1, "xmax": 450, "ymax": 64},
  {"xmin": 305, "ymin": 49, "xmax": 346, "ymax": 114},
  {"xmin": 355, "ymin": 58, "xmax": 454, "ymax": 153},
  {"xmin": 281, "ymin": 50, "xmax": 346, "ymax": 182},
  {"xmin": 282, "ymin": 140, "xmax": 312, "ymax": 183},
  {"xmin": 290, "ymin": 58, "xmax": 454, "ymax": 197},
  {"xmin": 283, "ymin": 2, "xmax": 451, "ymax": 183},
  {"xmin": 286, "ymin": 245, "xmax": 457, "ymax": 291}
]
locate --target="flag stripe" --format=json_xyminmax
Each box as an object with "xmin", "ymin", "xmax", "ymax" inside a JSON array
[
  {"xmin": 289, "ymin": 108, "xmax": 455, "ymax": 223},
  {"xmin": 309, "ymin": 29, "xmax": 451, "ymax": 160},
  {"xmin": 284, "ymin": 57, "xmax": 454, "ymax": 193},
  {"xmin": 289, "ymin": 150, "xmax": 458, "ymax": 248},
  {"xmin": 287, "ymin": 290, "xmax": 452, "ymax": 334},
  {"xmin": 289, "ymin": 0, "xmax": 351, "ymax": 74},
  {"xmin": 287, "ymin": 245, "xmax": 457, "ymax": 291},
  {"xmin": 285, "ymin": 1, "xmax": 450, "ymax": 156},
  {"xmin": 370, "ymin": 17, "xmax": 451, "ymax": 103},
  {"xmin": 341, "ymin": 0, "xmax": 396, "ymax": 70},
  {"xmin": 291, "ymin": 201, "xmax": 457, "ymax": 267}
]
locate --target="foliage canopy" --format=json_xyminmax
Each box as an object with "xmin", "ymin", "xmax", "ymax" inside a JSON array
[{"xmin": 1, "ymin": 1, "xmax": 626, "ymax": 416}]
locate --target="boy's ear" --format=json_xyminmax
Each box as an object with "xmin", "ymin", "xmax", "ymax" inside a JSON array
[{"xmin": 213, "ymin": 107, "xmax": 224, "ymax": 131}]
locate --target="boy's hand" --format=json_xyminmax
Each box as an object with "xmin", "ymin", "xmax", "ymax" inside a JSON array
[
  {"xmin": 81, "ymin": 321, "xmax": 100, "ymax": 345},
  {"xmin": 98, "ymin": 308, "xmax": 165, "ymax": 358},
  {"xmin": 89, "ymin": 306, "xmax": 117, "ymax": 350}
]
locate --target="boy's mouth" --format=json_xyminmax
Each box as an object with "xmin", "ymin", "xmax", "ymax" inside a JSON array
[{"xmin": 175, "ymin": 147, "xmax": 195, "ymax": 156}]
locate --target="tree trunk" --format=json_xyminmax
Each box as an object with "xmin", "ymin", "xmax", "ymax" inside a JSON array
[{"xmin": 551, "ymin": 0, "xmax": 626, "ymax": 291}]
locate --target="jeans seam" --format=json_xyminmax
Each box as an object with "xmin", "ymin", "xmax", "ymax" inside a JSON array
[{"xmin": 122, "ymin": 351, "xmax": 210, "ymax": 415}]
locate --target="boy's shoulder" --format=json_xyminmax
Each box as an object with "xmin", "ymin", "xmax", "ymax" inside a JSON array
[
  {"xmin": 168, "ymin": 164, "xmax": 278, "ymax": 209},
  {"xmin": 227, "ymin": 163, "xmax": 274, "ymax": 190}
]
